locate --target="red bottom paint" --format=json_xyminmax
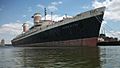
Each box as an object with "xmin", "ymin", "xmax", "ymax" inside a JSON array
[{"xmin": 16, "ymin": 37, "xmax": 98, "ymax": 47}]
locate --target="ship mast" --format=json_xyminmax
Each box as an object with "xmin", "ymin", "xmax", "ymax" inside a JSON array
[{"xmin": 44, "ymin": 8, "xmax": 47, "ymax": 20}]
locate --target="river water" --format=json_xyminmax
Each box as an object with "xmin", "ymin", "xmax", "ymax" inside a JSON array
[{"xmin": 0, "ymin": 46, "xmax": 120, "ymax": 68}]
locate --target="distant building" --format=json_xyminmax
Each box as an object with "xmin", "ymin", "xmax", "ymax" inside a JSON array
[{"xmin": 0, "ymin": 39, "xmax": 5, "ymax": 46}]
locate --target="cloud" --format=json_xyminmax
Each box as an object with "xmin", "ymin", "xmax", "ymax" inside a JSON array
[
  {"xmin": 0, "ymin": 20, "xmax": 33, "ymax": 44},
  {"xmin": 36, "ymin": 4, "xmax": 45, "ymax": 9},
  {"xmin": 92, "ymin": 0, "xmax": 120, "ymax": 21},
  {"xmin": 22, "ymin": 15, "xmax": 27, "ymax": 18},
  {"xmin": 42, "ymin": 14, "xmax": 72, "ymax": 21},
  {"xmin": 105, "ymin": 31, "xmax": 120, "ymax": 40},
  {"xmin": 36, "ymin": 1, "xmax": 63, "ymax": 12},
  {"xmin": 58, "ymin": 1, "xmax": 62, "ymax": 4},
  {"xmin": 82, "ymin": 6, "xmax": 90, "ymax": 9},
  {"xmin": 47, "ymin": 5, "xmax": 58, "ymax": 11},
  {"xmin": 27, "ymin": 7, "xmax": 32, "ymax": 12},
  {"xmin": 36, "ymin": 1, "xmax": 63, "ymax": 13},
  {"xmin": 100, "ymin": 21, "xmax": 120, "ymax": 40},
  {"xmin": 100, "ymin": 23, "xmax": 120, "ymax": 40},
  {"xmin": 99, "ymin": 21, "xmax": 107, "ymax": 33},
  {"xmin": 51, "ymin": 1, "xmax": 62, "ymax": 5},
  {"xmin": 0, "ymin": 23, "xmax": 22, "ymax": 34},
  {"xmin": 25, "ymin": 20, "xmax": 33, "ymax": 27},
  {"xmin": 47, "ymin": 1, "xmax": 62, "ymax": 11},
  {"xmin": 0, "ymin": 22, "xmax": 23, "ymax": 44}
]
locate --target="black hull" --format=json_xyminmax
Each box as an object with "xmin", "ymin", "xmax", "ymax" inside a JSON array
[{"xmin": 12, "ymin": 14, "xmax": 104, "ymax": 46}]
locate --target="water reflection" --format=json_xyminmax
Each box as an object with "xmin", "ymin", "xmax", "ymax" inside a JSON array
[
  {"xmin": 1, "ymin": 46, "xmax": 120, "ymax": 68},
  {"xmin": 8, "ymin": 47, "xmax": 100, "ymax": 68},
  {"xmin": 0, "ymin": 46, "xmax": 101, "ymax": 68},
  {"xmin": 99, "ymin": 46, "xmax": 120, "ymax": 68}
]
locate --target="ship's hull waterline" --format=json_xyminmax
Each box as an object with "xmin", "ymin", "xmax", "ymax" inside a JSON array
[
  {"xmin": 12, "ymin": 7, "xmax": 105, "ymax": 46},
  {"xmin": 13, "ymin": 37, "xmax": 98, "ymax": 47}
]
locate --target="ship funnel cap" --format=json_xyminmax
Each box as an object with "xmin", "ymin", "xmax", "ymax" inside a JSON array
[
  {"xmin": 32, "ymin": 12, "xmax": 42, "ymax": 25},
  {"xmin": 32, "ymin": 13, "xmax": 41, "ymax": 18}
]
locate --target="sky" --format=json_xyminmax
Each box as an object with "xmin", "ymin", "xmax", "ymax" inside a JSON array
[{"xmin": 0, "ymin": 0, "xmax": 120, "ymax": 44}]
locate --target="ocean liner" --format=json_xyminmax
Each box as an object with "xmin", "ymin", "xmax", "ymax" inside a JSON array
[{"xmin": 12, "ymin": 7, "xmax": 105, "ymax": 46}]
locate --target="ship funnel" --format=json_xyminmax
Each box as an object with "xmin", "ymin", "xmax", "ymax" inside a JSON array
[
  {"xmin": 22, "ymin": 23, "xmax": 29, "ymax": 32},
  {"xmin": 32, "ymin": 13, "xmax": 41, "ymax": 26}
]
